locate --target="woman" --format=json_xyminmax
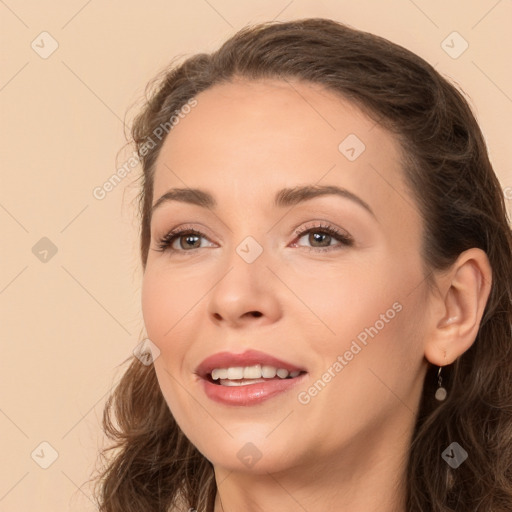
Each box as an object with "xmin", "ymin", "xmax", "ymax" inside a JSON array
[{"xmin": 91, "ymin": 18, "xmax": 512, "ymax": 512}]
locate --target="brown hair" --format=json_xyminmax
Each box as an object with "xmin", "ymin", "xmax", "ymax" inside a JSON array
[{"xmin": 90, "ymin": 18, "xmax": 512, "ymax": 511}]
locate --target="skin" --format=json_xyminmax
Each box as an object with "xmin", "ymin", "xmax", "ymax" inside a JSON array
[{"xmin": 141, "ymin": 78, "xmax": 492, "ymax": 512}]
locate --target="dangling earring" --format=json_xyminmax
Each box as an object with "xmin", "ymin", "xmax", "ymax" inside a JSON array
[{"xmin": 435, "ymin": 366, "xmax": 447, "ymax": 401}]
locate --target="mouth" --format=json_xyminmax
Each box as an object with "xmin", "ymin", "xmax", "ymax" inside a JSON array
[
  {"xmin": 195, "ymin": 349, "xmax": 308, "ymax": 405},
  {"xmin": 196, "ymin": 349, "xmax": 307, "ymax": 383}
]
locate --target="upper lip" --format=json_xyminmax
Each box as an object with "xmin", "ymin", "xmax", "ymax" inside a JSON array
[{"xmin": 196, "ymin": 349, "xmax": 306, "ymax": 379}]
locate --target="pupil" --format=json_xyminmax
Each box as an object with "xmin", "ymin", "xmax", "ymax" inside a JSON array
[
  {"xmin": 310, "ymin": 232, "xmax": 330, "ymax": 247},
  {"xmin": 183, "ymin": 234, "xmax": 200, "ymax": 249}
]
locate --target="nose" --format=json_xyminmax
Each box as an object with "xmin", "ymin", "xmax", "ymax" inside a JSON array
[{"xmin": 207, "ymin": 244, "xmax": 283, "ymax": 328}]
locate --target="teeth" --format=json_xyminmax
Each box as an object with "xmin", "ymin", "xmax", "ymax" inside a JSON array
[
  {"xmin": 244, "ymin": 365, "xmax": 262, "ymax": 379},
  {"xmin": 261, "ymin": 365, "xmax": 277, "ymax": 378},
  {"xmin": 210, "ymin": 365, "xmax": 302, "ymax": 381},
  {"xmin": 211, "ymin": 368, "xmax": 228, "ymax": 380},
  {"xmin": 227, "ymin": 367, "xmax": 244, "ymax": 379}
]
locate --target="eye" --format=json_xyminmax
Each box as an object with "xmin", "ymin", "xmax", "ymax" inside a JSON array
[
  {"xmin": 291, "ymin": 222, "xmax": 354, "ymax": 252},
  {"xmin": 153, "ymin": 222, "xmax": 354, "ymax": 255},
  {"xmin": 154, "ymin": 225, "xmax": 215, "ymax": 253}
]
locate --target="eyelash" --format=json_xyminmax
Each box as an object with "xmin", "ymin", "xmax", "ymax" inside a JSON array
[{"xmin": 155, "ymin": 222, "xmax": 354, "ymax": 254}]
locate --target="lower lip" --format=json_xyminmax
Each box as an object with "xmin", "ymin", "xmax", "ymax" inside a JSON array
[{"xmin": 201, "ymin": 374, "xmax": 307, "ymax": 406}]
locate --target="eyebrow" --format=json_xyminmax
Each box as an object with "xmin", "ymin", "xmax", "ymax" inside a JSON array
[{"xmin": 150, "ymin": 185, "xmax": 376, "ymax": 219}]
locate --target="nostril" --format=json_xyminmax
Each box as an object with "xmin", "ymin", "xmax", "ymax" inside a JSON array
[{"xmin": 250, "ymin": 311, "xmax": 262, "ymax": 318}]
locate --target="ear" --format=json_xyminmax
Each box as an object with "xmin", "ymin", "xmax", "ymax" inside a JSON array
[{"xmin": 424, "ymin": 248, "xmax": 492, "ymax": 366}]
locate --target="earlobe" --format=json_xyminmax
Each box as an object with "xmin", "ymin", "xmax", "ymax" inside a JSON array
[{"xmin": 424, "ymin": 248, "xmax": 492, "ymax": 367}]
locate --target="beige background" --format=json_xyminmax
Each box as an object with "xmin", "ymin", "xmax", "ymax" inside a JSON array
[{"xmin": 1, "ymin": 0, "xmax": 511, "ymax": 510}]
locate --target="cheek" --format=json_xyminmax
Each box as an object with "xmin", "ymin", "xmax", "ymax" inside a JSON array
[
  {"xmin": 141, "ymin": 267, "xmax": 189, "ymax": 356},
  {"xmin": 141, "ymin": 268, "xmax": 199, "ymax": 422},
  {"xmin": 285, "ymin": 256, "xmax": 395, "ymax": 345},
  {"xmin": 322, "ymin": 264, "xmax": 427, "ymax": 411},
  {"xmin": 141, "ymin": 264, "xmax": 213, "ymax": 383},
  {"xmin": 299, "ymin": 255, "xmax": 424, "ymax": 392},
  {"xmin": 298, "ymin": 296, "xmax": 424, "ymax": 450},
  {"xmin": 141, "ymin": 265, "xmax": 198, "ymax": 339}
]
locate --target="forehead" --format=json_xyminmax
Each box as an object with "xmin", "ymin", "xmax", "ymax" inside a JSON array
[
  {"xmin": 152, "ymin": 78, "xmax": 421, "ymax": 245},
  {"xmin": 155, "ymin": 79, "xmax": 398, "ymax": 189}
]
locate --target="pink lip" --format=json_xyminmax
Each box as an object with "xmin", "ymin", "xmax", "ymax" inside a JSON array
[
  {"xmin": 195, "ymin": 349, "xmax": 308, "ymax": 407},
  {"xmin": 200, "ymin": 373, "xmax": 307, "ymax": 406},
  {"xmin": 195, "ymin": 349, "xmax": 305, "ymax": 378}
]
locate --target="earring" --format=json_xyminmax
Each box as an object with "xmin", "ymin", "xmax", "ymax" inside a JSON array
[{"xmin": 435, "ymin": 366, "xmax": 447, "ymax": 401}]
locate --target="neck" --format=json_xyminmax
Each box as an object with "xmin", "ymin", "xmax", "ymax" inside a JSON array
[{"xmin": 212, "ymin": 415, "xmax": 412, "ymax": 512}]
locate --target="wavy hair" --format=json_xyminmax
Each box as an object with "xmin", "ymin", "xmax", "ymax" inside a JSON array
[{"xmin": 90, "ymin": 18, "xmax": 512, "ymax": 512}]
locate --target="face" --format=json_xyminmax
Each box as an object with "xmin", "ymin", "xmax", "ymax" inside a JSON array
[{"xmin": 141, "ymin": 78, "xmax": 431, "ymax": 476}]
